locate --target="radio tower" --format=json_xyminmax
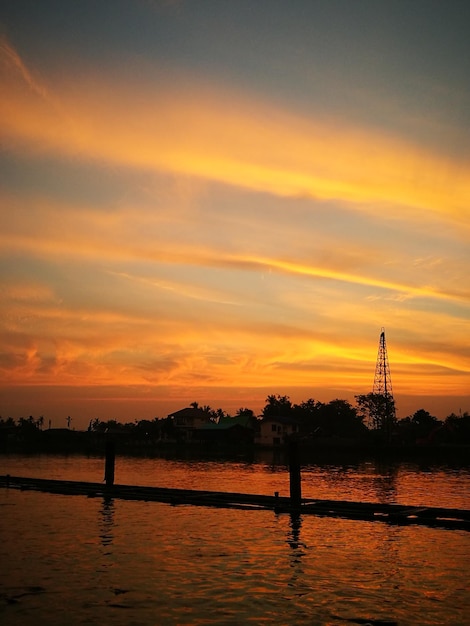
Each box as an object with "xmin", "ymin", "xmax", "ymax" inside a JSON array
[
  {"xmin": 371, "ymin": 328, "xmax": 396, "ymax": 436},
  {"xmin": 373, "ymin": 328, "xmax": 393, "ymax": 398}
]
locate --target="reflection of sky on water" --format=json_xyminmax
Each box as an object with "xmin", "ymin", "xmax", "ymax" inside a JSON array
[
  {"xmin": 300, "ymin": 461, "xmax": 400, "ymax": 504},
  {"xmin": 370, "ymin": 464, "xmax": 399, "ymax": 505},
  {"xmin": 0, "ymin": 484, "xmax": 469, "ymax": 624},
  {"xmin": 1, "ymin": 453, "xmax": 469, "ymax": 509},
  {"xmin": 99, "ymin": 495, "xmax": 115, "ymax": 550}
]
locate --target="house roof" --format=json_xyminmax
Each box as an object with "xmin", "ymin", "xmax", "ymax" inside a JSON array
[
  {"xmin": 198, "ymin": 416, "xmax": 252, "ymax": 431},
  {"xmin": 168, "ymin": 407, "xmax": 211, "ymax": 419},
  {"xmin": 218, "ymin": 414, "xmax": 256, "ymax": 428},
  {"xmin": 260, "ymin": 415, "xmax": 300, "ymax": 426}
]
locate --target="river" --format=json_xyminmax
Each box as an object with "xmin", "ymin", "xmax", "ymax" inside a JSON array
[{"xmin": 1, "ymin": 452, "xmax": 469, "ymax": 625}]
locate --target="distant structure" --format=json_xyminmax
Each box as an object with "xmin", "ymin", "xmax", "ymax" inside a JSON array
[
  {"xmin": 372, "ymin": 327, "xmax": 396, "ymax": 435},
  {"xmin": 373, "ymin": 327, "xmax": 393, "ymax": 398}
]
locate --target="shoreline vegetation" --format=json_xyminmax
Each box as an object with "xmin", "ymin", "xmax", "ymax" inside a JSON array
[
  {"xmin": 1, "ymin": 434, "xmax": 469, "ymax": 466},
  {"xmin": 1, "ymin": 395, "xmax": 469, "ymax": 464}
]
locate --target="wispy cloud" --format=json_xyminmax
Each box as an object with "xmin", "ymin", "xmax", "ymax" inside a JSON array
[
  {"xmin": 0, "ymin": 36, "xmax": 49, "ymax": 99},
  {"xmin": 2, "ymin": 181, "xmax": 469, "ymax": 305},
  {"xmin": 1, "ymin": 40, "xmax": 469, "ymax": 229}
]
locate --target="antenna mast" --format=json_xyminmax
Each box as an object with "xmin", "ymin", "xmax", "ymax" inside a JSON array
[
  {"xmin": 373, "ymin": 328, "xmax": 393, "ymax": 398},
  {"xmin": 372, "ymin": 327, "xmax": 396, "ymax": 436}
]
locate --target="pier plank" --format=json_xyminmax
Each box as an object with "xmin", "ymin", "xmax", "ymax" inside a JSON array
[{"xmin": 1, "ymin": 475, "xmax": 468, "ymax": 531}]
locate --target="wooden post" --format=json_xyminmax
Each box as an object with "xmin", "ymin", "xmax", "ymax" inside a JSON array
[
  {"xmin": 288, "ymin": 440, "xmax": 301, "ymax": 509},
  {"xmin": 104, "ymin": 439, "xmax": 115, "ymax": 487}
]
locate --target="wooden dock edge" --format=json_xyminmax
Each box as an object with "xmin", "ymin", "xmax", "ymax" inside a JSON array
[{"xmin": 1, "ymin": 475, "xmax": 469, "ymax": 531}]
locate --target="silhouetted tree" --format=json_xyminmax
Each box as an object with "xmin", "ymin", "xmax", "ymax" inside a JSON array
[
  {"xmin": 445, "ymin": 411, "xmax": 470, "ymax": 444},
  {"xmin": 90, "ymin": 418, "xmax": 106, "ymax": 432},
  {"xmin": 213, "ymin": 407, "xmax": 228, "ymax": 421},
  {"xmin": 0, "ymin": 417, "xmax": 16, "ymax": 429},
  {"xmin": 16, "ymin": 416, "xmax": 41, "ymax": 441},
  {"xmin": 356, "ymin": 392, "xmax": 396, "ymax": 441},
  {"xmin": 291, "ymin": 398, "xmax": 323, "ymax": 434},
  {"xmin": 396, "ymin": 409, "xmax": 438, "ymax": 444},
  {"xmin": 158, "ymin": 416, "xmax": 176, "ymax": 439},
  {"xmin": 318, "ymin": 399, "xmax": 366, "ymax": 438},
  {"xmin": 410, "ymin": 409, "xmax": 438, "ymax": 428},
  {"xmin": 262, "ymin": 395, "xmax": 292, "ymax": 418},
  {"xmin": 93, "ymin": 418, "xmax": 102, "ymax": 431},
  {"xmin": 197, "ymin": 405, "xmax": 227, "ymax": 422}
]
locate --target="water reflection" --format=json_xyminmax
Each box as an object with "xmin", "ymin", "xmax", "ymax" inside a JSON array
[
  {"xmin": 287, "ymin": 512, "xmax": 303, "ymax": 552},
  {"xmin": 379, "ymin": 526, "xmax": 402, "ymax": 591},
  {"xmin": 1, "ymin": 468, "xmax": 468, "ymax": 625},
  {"xmin": 371, "ymin": 462, "xmax": 398, "ymax": 504},
  {"xmin": 299, "ymin": 460, "xmax": 404, "ymax": 506},
  {"xmin": 287, "ymin": 514, "xmax": 304, "ymax": 575},
  {"xmin": 99, "ymin": 495, "xmax": 115, "ymax": 549}
]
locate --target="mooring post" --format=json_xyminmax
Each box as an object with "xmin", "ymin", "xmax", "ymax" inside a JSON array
[
  {"xmin": 288, "ymin": 439, "xmax": 302, "ymax": 509},
  {"xmin": 104, "ymin": 439, "xmax": 115, "ymax": 488}
]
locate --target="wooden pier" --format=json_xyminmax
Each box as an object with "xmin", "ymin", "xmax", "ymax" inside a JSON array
[{"xmin": 1, "ymin": 474, "xmax": 469, "ymax": 531}]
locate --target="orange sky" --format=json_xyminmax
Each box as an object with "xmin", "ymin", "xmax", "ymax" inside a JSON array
[{"xmin": 1, "ymin": 2, "xmax": 469, "ymax": 427}]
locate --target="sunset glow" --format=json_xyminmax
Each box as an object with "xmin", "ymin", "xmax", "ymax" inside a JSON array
[{"xmin": 1, "ymin": 1, "xmax": 469, "ymax": 426}]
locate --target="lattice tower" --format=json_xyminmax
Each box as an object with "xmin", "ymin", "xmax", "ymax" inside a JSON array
[
  {"xmin": 369, "ymin": 328, "xmax": 396, "ymax": 436},
  {"xmin": 373, "ymin": 328, "xmax": 394, "ymax": 398}
]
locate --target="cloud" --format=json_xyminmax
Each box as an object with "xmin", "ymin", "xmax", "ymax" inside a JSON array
[
  {"xmin": 1, "ymin": 37, "xmax": 469, "ymax": 420},
  {"xmin": 0, "ymin": 36, "xmax": 49, "ymax": 100},
  {"xmin": 1, "ymin": 39, "xmax": 469, "ymax": 229},
  {"xmin": 1, "ymin": 187, "xmax": 469, "ymax": 308},
  {"xmin": 1, "ymin": 265, "xmax": 468, "ymax": 391}
]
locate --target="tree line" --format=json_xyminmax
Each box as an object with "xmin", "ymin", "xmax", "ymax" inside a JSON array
[{"xmin": 1, "ymin": 394, "xmax": 469, "ymax": 445}]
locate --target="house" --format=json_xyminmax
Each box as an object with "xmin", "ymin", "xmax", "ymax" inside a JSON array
[
  {"xmin": 196, "ymin": 414, "xmax": 258, "ymax": 445},
  {"xmin": 255, "ymin": 416, "xmax": 299, "ymax": 447},
  {"xmin": 168, "ymin": 407, "xmax": 214, "ymax": 442}
]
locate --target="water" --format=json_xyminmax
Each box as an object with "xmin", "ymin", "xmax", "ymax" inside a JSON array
[{"xmin": 1, "ymin": 453, "xmax": 469, "ymax": 625}]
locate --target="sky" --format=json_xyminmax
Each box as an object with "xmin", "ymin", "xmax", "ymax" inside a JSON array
[{"xmin": 1, "ymin": 0, "xmax": 469, "ymax": 429}]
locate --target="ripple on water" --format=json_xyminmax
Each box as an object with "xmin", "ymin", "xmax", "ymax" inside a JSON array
[{"xmin": 1, "ymin": 455, "xmax": 469, "ymax": 624}]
